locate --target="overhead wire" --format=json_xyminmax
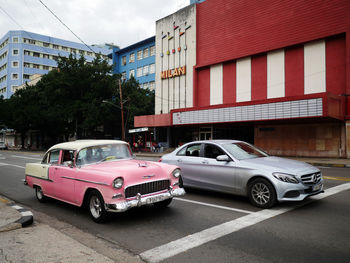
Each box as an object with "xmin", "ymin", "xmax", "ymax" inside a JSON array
[{"xmin": 38, "ymin": 0, "xmax": 97, "ymax": 55}]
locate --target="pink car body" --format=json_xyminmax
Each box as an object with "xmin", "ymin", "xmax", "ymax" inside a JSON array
[{"xmin": 24, "ymin": 140, "xmax": 185, "ymax": 222}]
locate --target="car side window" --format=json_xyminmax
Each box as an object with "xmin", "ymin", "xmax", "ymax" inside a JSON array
[
  {"xmin": 204, "ymin": 144, "xmax": 225, "ymax": 159},
  {"xmin": 61, "ymin": 150, "xmax": 74, "ymax": 166},
  {"xmin": 48, "ymin": 150, "xmax": 60, "ymax": 165},
  {"xmin": 181, "ymin": 144, "xmax": 201, "ymax": 157}
]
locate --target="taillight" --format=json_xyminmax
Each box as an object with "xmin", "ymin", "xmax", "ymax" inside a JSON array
[{"xmin": 158, "ymin": 158, "xmax": 162, "ymax": 162}]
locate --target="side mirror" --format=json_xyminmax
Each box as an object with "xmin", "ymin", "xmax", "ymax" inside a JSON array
[{"xmin": 216, "ymin": 154, "xmax": 231, "ymax": 162}]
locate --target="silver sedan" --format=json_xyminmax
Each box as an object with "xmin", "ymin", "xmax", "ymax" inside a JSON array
[{"xmin": 160, "ymin": 140, "xmax": 324, "ymax": 208}]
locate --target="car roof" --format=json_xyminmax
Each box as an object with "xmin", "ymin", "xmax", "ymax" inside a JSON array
[
  {"xmin": 185, "ymin": 139, "xmax": 244, "ymax": 145},
  {"xmin": 47, "ymin": 140, "xmax": 128, "ymax": 152}
]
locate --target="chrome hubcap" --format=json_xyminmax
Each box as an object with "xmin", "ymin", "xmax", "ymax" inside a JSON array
[
  {"xmin": 37, "ymin": 188, "xmax": 43, "ymax": 199},
  {"xmin": 90, "ymin": 196, "xmax": 102, "ymax": 218},
  {"xmin": 252, "ymin": 183, "xmax": 270, "ymax": 205}
]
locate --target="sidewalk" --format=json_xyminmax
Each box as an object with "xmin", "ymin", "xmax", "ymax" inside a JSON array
[{"xmin": 0, "ymin": 196, "xmax": 143, "ymax": 263}]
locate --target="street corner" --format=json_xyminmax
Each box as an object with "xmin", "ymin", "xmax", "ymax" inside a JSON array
[{"xmin": 0, "ymin": 196, "xmax": 33, "ymax": 232}]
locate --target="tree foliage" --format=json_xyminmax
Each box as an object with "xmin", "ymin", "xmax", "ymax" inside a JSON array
[{"xmin": 0, "ymin": 54, "xmax": 154, "ymax": 148}]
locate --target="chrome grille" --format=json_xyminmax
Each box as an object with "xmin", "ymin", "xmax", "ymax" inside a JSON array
[
  {"xmin": 125, "ymin": 180, "xmax": 170, "ymax": 198},
  {"xmin": 301, "ymin": 172, "xmax": 322, "ymax": 185}
]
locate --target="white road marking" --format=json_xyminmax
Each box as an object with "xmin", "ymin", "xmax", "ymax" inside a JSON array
[
  {"xmin": 0, "ymin": 162, "xmax": 25, "ymax": 169},
  {"xmin": 11, "ymin": 155, "xmax": 42, "ymax": 160},
  {"xmin": 174, "ymin": 197, "xmax": 253, "ymax": 214},
  {"xmin": 140, "ymin": 183, "xmax": 350, "ymax": 263}
]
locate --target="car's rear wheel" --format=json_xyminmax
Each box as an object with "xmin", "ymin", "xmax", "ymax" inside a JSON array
[
  {"xmin": 35, "ymin": 186, "xmax": 48, "ymax": 203},
  {"xmin": 88, "ymin": 190, "xmax": 108, "ymax": 223},
  {"xmin": 153, "ymin": 198, "xmax": 172, "ymax": 208},
  {"xmin": 248, "ymin": 178, "xmax": 276, "ymax": 209}
]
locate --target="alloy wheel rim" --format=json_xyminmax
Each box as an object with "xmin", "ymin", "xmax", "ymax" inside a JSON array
[
  {"xmin": 90, "ymin": 196, "xmax": 102, "ymax": 218},
  {"xmin": 251, "ymin": 183, "xmax": 270, "ymax": 205}
]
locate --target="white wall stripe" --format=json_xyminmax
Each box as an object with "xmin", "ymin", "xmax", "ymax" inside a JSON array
[
  {"xmin": 236, "ymin": 57, "xmax": 251, "ymax": 102},
  {"xmin": 140, "ymin": 183, "xmax": 350, "ymax": 263},
  {"xmin": 210, "ymin": 63, "xmax": 223, "ymax": 105},
  {"xmin": 267, "ymin": 49, "xmax": 285, "ymax": 99},
  {"xmin": 304, "ymin": 40, "xmax": 326, "ymax": 94}
]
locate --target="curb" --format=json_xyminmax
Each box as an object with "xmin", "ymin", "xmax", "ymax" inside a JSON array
[{"xmin": 0, "ymin": 197, "xmax": 33, "ymax": 232}]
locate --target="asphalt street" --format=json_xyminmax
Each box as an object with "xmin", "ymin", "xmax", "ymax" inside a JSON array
[{"xmin": 0, "ymin": 151, "xmax": 349, "ymax": 263}]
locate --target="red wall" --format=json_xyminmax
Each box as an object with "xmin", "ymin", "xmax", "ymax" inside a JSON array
[
  {"xmin": 197, "ymin": 67, "xmax": 210, "ymax": 106},
  {"xmin": 196, "ymin": 0, "xmax": 350, "ymax": 67}
]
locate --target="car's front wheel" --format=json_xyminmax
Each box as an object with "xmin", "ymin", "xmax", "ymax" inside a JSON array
[
  {"xmin": 248, "ymin": 178, "xmax": 276, "ymax": 209},
  {"xmin": 35, "ymin": 186, "xmax": 48, "ymax": 203},
  {"xmin": 153, "ymin": 198, "xmax": 172, "ymax": 208},
  {"xmin": 88, "ymin": 190, "xmax": 109, "ymax": 223}
]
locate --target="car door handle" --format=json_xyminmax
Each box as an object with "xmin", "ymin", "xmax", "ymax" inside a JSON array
[
  {"xmin": 202, "ymin": 160, "xmax": 208, "ymax": 164},
  {"xmin": 177, "ymin": 159, "xmax": 183, "ymax": 163}
]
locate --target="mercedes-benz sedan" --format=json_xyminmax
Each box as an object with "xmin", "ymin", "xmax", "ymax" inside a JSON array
[{"xmin": 160, "ymin": 140, "xmax": 324, "ymax": 208}]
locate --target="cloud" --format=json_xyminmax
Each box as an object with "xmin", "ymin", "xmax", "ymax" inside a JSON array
[{"xmin": 0, "ymin": 0, "xmax": 189, "ymax": 47}]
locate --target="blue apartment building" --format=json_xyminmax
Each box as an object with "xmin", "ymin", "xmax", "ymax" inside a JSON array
[
  {"xmin": 112, "ymin": 36, "xmax": 155, "ymax": 91},
  {"xmin": 0, "ymin": 30, "xmax": 112, "ymax": 99}
]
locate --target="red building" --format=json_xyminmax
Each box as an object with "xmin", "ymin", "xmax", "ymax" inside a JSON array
[{"xmin": 135, "ymin": 0, "xmax": 350, "ymax": 158}]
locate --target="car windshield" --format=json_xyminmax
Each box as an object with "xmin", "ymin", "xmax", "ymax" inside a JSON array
[
  {"xmin": 222, "ymin": 142, "xmax": 268, "ymax": 160},
  {"xmin": 76, "ymin": 144, "xmax": 132, "ymax": 165}
]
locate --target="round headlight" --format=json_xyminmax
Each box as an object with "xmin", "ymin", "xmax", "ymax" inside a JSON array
[
  {"xmin": 113, "ymin": 177, "xmax": 124, "ymax": 189},
  {"xmin": 172, "ymin": 168, "xmax": 181, "ymax": 178}
]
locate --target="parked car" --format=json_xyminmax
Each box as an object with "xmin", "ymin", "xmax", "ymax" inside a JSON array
[
  {"xmin": 24, "ymin": 140, "xmax": 185, "ymax": 223},
  {"xmin": 159, "ymin": 140, "xmax": 324, "ymax": 208},
  {"xmin": 0, "ymin": 141, "xmax": 7, "ymax": 150}
]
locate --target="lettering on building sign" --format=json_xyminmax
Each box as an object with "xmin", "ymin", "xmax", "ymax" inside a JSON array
[{"xmin": 161, "ymin": 66, "xmax": 186, "ymax": 79}]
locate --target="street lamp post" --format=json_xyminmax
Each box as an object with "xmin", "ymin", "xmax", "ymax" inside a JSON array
[{"xmin": 102, "ymin": 79, "xmax": 126, "ymax": 141}]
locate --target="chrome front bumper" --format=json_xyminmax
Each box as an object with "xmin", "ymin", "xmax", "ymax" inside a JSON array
[{"xmin": 105, "ymin": 187, "xmax": 186, "ymax": 212}]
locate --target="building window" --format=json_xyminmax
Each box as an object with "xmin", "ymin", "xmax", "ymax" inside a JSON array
[
  {"xmin": 23, "ymin": 74, "xmax": 30, "ymax": 79},
  {"xmin": 12, "ymin": 73, "xmax": 18, "ymax": 80},
  {"xmin": 43, "ymin": 65, "xmax": 49, "ymax": 70},
  {"xmin": 43, "ymin": 42, "xmax": 50, "ymax": 47},
  {"xmin": 143, "ymin": 48, "xmax": 149, "ymax": 58},
  {"xmin": 150, "ymin": 46, "xmax": 155, "ymax": 56},
  {"xmin": 149, "ymin": 81, "xmax": 155, "ymax": 91},
  {"xmin": 12, "ymin": 61, "xmax": 19, "ymax": 68},
  {"xmin": 32, "ymin": 64, "xmax": 40, "ymax": 69},
  {"xmin": 143, "ymin": 65, "xmax": 149, "ymax": 75},
  {"xmin": 12, "ymin": 49, "xmax": 19, "ymax": 55},
  {"xmin": 24, "ymin": 50, "xmax": 30, "ymax": 56},
  {"xmin": 52, "ymin": 55, "xmax": 58, "ymax": 61},
  {"xmin": 53, "ymin": 44, "xmax": 59, "ymax": 49},
  {"xmin": 33, "ymin": 52, "xmax": 40, "ymax": 57},
  {"xmin": 149, "ymin": 63, "xmax": 155, "ymax": 74},
  {"xmin": 24, "ymin": 62, "xmax": 30, "ymax": 68},
  {"xmin": 79, "ymin": 50, "xmax": 85, "ymax": 55},
  {"xmin": 121, "ymin": 72, "xmax": 126, "ymax": 81},
  {"xmin": 11, "ymin": 86, "xmax": 17, "ymax": 92},
  {"xmin": 43, "ymin": 54, "xmax": 49, "ymax": 59},
  {"xmin": 87, "ymin": 51, "xmax": 93, "ymax": 56},
  {"xmin": 129, "ymin": 69, "xmax": 135, "ymax": 78},
  {"xmin": 143, "ymin": 82, "xmax": 149, "ymax": 89},
  {"xmin": 12, "ymin": 37, "xmax": 19, "ymax": 43},
  {"xmin": 71, "ymin": 48, "xmax": 76, "ymax": 53},
  {"xmin": 137, "ymin": 67, "xmax": 142, "ymax": 77},
  {"xmin": 29, "ymin": 39, "xmax": 36, "ymax": 44},
  {"xmin": 61, "ymin": 46, "xmax": 68, "ymax": 51},
  {"xmin": 122, "ymin": 56, "xmax": 126, "ymax": 65},
  {"xmin": 0, "ymin": 87, "xmax": 7, "ymax": 94},
  {"xmin": 129, "ymin": 53, "xmax": 135, "ymax": 63},
  {"xmin": 137, "ymin": 50, "xmax": 142, "ymax": 60}
]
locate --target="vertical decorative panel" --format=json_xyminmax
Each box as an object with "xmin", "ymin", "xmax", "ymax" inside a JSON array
[
  {"xmin": 210, "ymin": 64, "xmax": 223, "ymax": 105},
  {"xmin": 236, "ymin": 57, "xmax": 251, "ymax": 102},
  {"xmin": 267, "ymin": 49, "xmax": 285, "ymax": 99},
  {"xmin": 304, "ymin": 40, "xmax": 326, "ymax": 94}
]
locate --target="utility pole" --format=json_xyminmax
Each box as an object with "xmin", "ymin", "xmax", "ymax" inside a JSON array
[{"xmin": 119, "ymin": 79, "xmax": 125, "ymax": 141}]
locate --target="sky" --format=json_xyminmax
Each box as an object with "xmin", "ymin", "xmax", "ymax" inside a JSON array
[{"xmin": 0, "ymin": 0, "xmax": 189, "ymax": 48}]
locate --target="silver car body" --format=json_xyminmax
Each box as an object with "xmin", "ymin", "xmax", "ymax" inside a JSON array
[{"xmin": 161, "ymin": 140, "xmax": 324, "ymax": 203}]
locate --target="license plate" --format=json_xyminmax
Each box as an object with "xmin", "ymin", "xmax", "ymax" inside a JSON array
[
  {"xmin": 313, "ymin": 183, "xmax": 322, "ymax": 191},
  {"xmin": 147, "ymin": 195, "xmax": 166, "ymax": 204}
]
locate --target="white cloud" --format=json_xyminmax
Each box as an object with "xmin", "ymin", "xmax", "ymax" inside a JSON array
[{"xmin": 0, "ymin": 0, "xmax": 189, "ymax": 47}]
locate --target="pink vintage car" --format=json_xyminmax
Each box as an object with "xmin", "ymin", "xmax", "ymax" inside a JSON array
[{"xmin": 24, "ymin": 140, "xmax": 185, "ymax": 223}]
